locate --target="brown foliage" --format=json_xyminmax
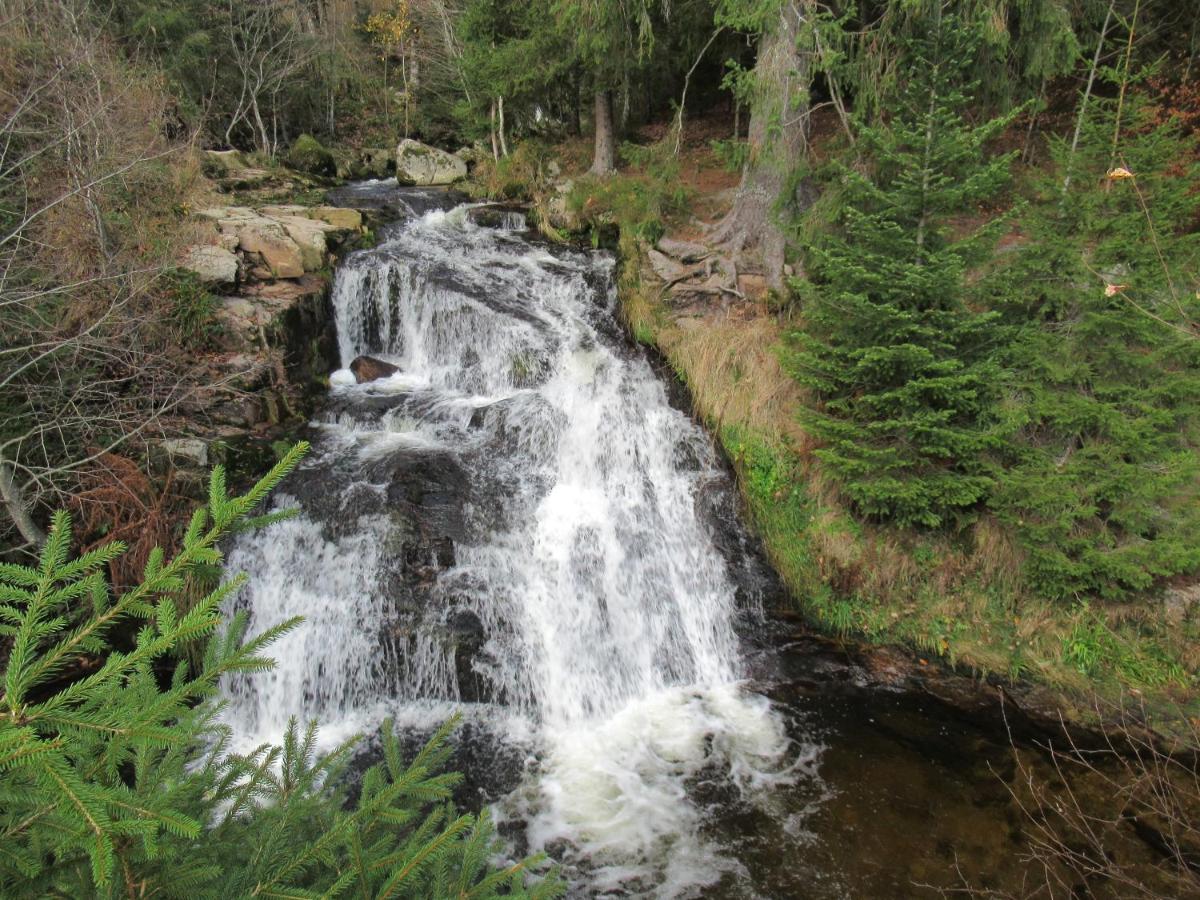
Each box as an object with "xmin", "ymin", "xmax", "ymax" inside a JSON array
[
  {"xmin": 0, "ymin": 3, "xmax": 208, "ymax": 553},
  {"xmin": 68, "ymin": 453, "xmax": 189, "ymax": 590}
]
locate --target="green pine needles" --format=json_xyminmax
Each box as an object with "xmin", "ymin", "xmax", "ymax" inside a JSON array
[
  {"xmin": 0, "ymin": 442, "xmax": 562, "ymax": 898},
  {"xmin": 788, "ymin": 18, "xmax": 1018, "ymax": 528},
  {"xmin": 990, "ymin": 85, "xmax": 1200, "ymax": 601}
]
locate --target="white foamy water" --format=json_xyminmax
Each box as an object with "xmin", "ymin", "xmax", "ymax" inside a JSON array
[{"xmin": 220, "ymin": 191, "xmax": 808, "ymax": 896}]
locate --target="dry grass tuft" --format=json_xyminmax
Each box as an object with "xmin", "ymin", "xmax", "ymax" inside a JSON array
[
  {"xmin": 970, "ymin": 514, "xmax": 1027, "ymax": 594},
  {"xmin": 657, "ymin": 310, "xmax": 807, "ymax": 446}
]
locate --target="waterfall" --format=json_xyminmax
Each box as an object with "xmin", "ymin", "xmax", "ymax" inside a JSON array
[{"xmin": 220, "ymin": 191, "xmax": 798, "ymax": 896}]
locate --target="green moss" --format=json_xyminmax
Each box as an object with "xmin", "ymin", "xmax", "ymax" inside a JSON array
[{"xmin": 286, "ymin": 134, "xmax": 335, "ymax": 177}]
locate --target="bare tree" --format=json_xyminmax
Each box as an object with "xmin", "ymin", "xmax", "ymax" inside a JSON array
[
  {"xmin": 222, "ymin": 0, "xmax": 315, "ymax": 154},
  {"xmin": 1, "ymin": 1, "xmax": 205, "ymax": 552},
  {"xmin": 932, "ymin": 697, "xmax": 1200, "ymax": 899}
]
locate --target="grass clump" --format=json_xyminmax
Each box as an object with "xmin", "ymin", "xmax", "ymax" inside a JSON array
[
  {"xmin": 622, "ymin": 270, "xmax": 1199, "ymax": 714},
  {"xmin": 567, "ymin": 141, "xmax": 692, "ymax": 244}
]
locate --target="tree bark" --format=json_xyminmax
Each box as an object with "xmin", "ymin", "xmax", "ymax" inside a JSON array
[
  {"xmin": 0, "ymin": 459, "xmax": 45, "ymax": 547},
  {"xmin": 498, "ymin": 94, "xmax": 509, "ymax": 158},
  {"xmin": 710, "ymin": 1, "xmax": 814, "ymax": 290},
  {"xmin": 489, "ymin": 98, "xmax": 499, "ymax": 161},
  {"xmin": 590, "ymin": 89, "xmax": 616, "ymax": 176}
]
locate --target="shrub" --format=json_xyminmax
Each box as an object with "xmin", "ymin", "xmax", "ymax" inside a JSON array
[
  {"xmin": 787, "ymin": 20, "xmax": 1017, "ymax": 528},
  {"xmin": 0, "ymin": 443, "xmax": 561, "ymax": 897},
  {"xmin": 990, "ymin": 92, "xmax": 1200, "ymax": 601}
]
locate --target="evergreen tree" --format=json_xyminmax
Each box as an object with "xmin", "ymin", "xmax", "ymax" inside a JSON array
[
  {"xmin": 787, "ymin": 17, "xmax": 1017, "ymax": 528},
  {"xmin": 552, "ymin": 0, "xmax": 663, "ymax": 175},
  {"xmin": 457, "ymin": 0, "xmax": 574, "ymax": 151},
  {"xmin": 990, "ymin": 88, "xmax": 1200, "ymax": 601},
  {"xmin": 0, "ymin": 443, "xmax": 561, "ymax": 898}
]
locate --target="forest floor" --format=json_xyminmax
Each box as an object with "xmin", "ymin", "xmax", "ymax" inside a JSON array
[{"xmin": 518, "ymin": 111, "xmax": 1200, "ymax": 736}]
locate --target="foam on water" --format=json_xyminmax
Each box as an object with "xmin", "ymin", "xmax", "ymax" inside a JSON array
[{"xmin": 220, "ymin": 197, "xmax": 810, "ymax": 896}]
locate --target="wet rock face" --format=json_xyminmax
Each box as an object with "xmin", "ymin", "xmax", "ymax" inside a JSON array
[{"xmin": 349, "ymin": 355, "xmax": 399, "ymax": 383}]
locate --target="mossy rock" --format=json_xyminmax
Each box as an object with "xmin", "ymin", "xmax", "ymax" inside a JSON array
[{"xmin": 286, "ymin": 134, "xmax": 335, "ymax": 177}]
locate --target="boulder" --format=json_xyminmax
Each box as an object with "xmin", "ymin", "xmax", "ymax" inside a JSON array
[
  {"xmin": 332, "ymin": 150, "xmax": 361, "ymax": 181},
  {"xmin": 350, "ymin": 355, "xmax": 400, "ymax": 383},
  {"xmin": 237, "ymin": 222, "xmax": 305, "ymax": 279},
  {"xmin": 360, "ymin": 147, "xmax": 393, "ymax": 178},
  {"xmin": 182, "ymin": 245, "xmax": 239, "ymax": 285},
  {"xmin": 271, "ymin": 215, "xmax": 332, "ymax": 271},
  {"xmin": 395, "ymin": 139, "xmax": 467, "ymax": 186},
  {"xmin": 546, "ymin": 178, "xmax": 581, "ymax": 232},
  {"xmin": 286, "ymin": 134, "xmax": 335, "ymax": 177},
  {"xmin": 158, "ymin": 438, "xmax": 208, "ymax": 468}
]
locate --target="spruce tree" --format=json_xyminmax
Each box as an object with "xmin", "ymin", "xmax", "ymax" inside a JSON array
[
  {"xmin": 0, "ymin": 444, "xmax": 562, "ymax": 898},
  {"xmin": 989, "ymin": 88, "xmax": 1200, "ymax": 601},
  {"xmin": 788, "ymin": 16, "xmax": 1017, "ymax": 528}
]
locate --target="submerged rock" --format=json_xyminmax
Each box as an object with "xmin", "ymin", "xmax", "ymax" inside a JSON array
[{"xmin": 350, "ymin": 355, "xmax": 400, "ymax": 383}]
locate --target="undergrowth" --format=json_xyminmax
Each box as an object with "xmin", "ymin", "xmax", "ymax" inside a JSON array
[{"xmin": 621, "ymin": 261, "xmax": 1200, "ymax": 717}]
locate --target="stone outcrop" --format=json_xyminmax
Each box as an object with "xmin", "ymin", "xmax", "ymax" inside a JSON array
[
  {"xmin": 182, "ymin": 245, "xmax": 239, "ymax": 285},
  {"xmin": 173, "ymin": 273, "xmax": 336, "ymax": 441},
  {"xmin": 395, "ymin": 139, "xmax": 467, "ymax": 186},
  {"xmin": 183, "ymin": 205, "xmax": 363, "ymax": 286},
  {"xmin": 236, "ymin": 220, "xmax": 305, "ymax": 279},
  {"xmin": 167, "ymin": 197, "xmax": 361, "ymax": 478}
]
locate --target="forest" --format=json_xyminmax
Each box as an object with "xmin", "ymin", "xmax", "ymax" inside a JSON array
[{"xmin": 2, "ymin": 0, "xmax": 1200, "ymax": 896}]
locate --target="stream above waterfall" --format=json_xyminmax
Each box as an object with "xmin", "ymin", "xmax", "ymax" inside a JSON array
[{"xmin": 217, "ymin": 182, "xmax": 1133, "ymax": 898}]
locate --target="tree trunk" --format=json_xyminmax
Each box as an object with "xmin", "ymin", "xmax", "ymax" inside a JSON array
[
  {"xmin": 498, "ymin": 94, "xmax": 509, "ymax": 158},
  {"xmin": 570, "ymin": 70, "xmax": 582, "ymax": 136},
  {"xmin": 489, "ymin": 98, "xmax": 499, "ymax": 161},
  {"xmin": 0, "ymin": 459, "xmax": 45, "ymax": 547},
  {"xmin": 710, "ymin": 1, "xmax": 813, "ymax": 290},
  {"xmin": 590, "ymin": 89, "xmax": 616, "ymax": 176}
]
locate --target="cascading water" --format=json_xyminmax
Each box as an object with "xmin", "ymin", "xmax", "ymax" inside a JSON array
[{"xmin": 219, "ymin": 189, "xmax": 807, "ymax": 896}]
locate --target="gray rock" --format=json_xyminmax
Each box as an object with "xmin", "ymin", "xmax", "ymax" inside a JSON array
[
  {"xmin": 395, "ymin": 139, "xmax": 467, "ymax": 186},
  {"xmin": 1165, "ymin": 583, "xmax": 1200, "ymax": 625},
  {"xmin": 237, "ymin": 222, "xmax": 305, "ymax": 279},
  {"xmin": 182, "ymin": 245, "xmax": 238, "ymax": 285},
  {"xmin": 360, "ymin": 147, "xmax": 393, "ymax": 178},
  {"xmin": 159, "ymin": 438, "xmax": 208, "ymax": 467}
]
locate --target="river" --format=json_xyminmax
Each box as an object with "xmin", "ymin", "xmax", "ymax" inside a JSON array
[{"xmin": 217, "ymin": 183, "xmax": 1088, "ymax": 898}]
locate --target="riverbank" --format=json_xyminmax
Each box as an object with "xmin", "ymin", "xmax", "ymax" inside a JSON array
[{"xmin": 467, "ymin": 125, "xmax": 1200, "ymax": 736}]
